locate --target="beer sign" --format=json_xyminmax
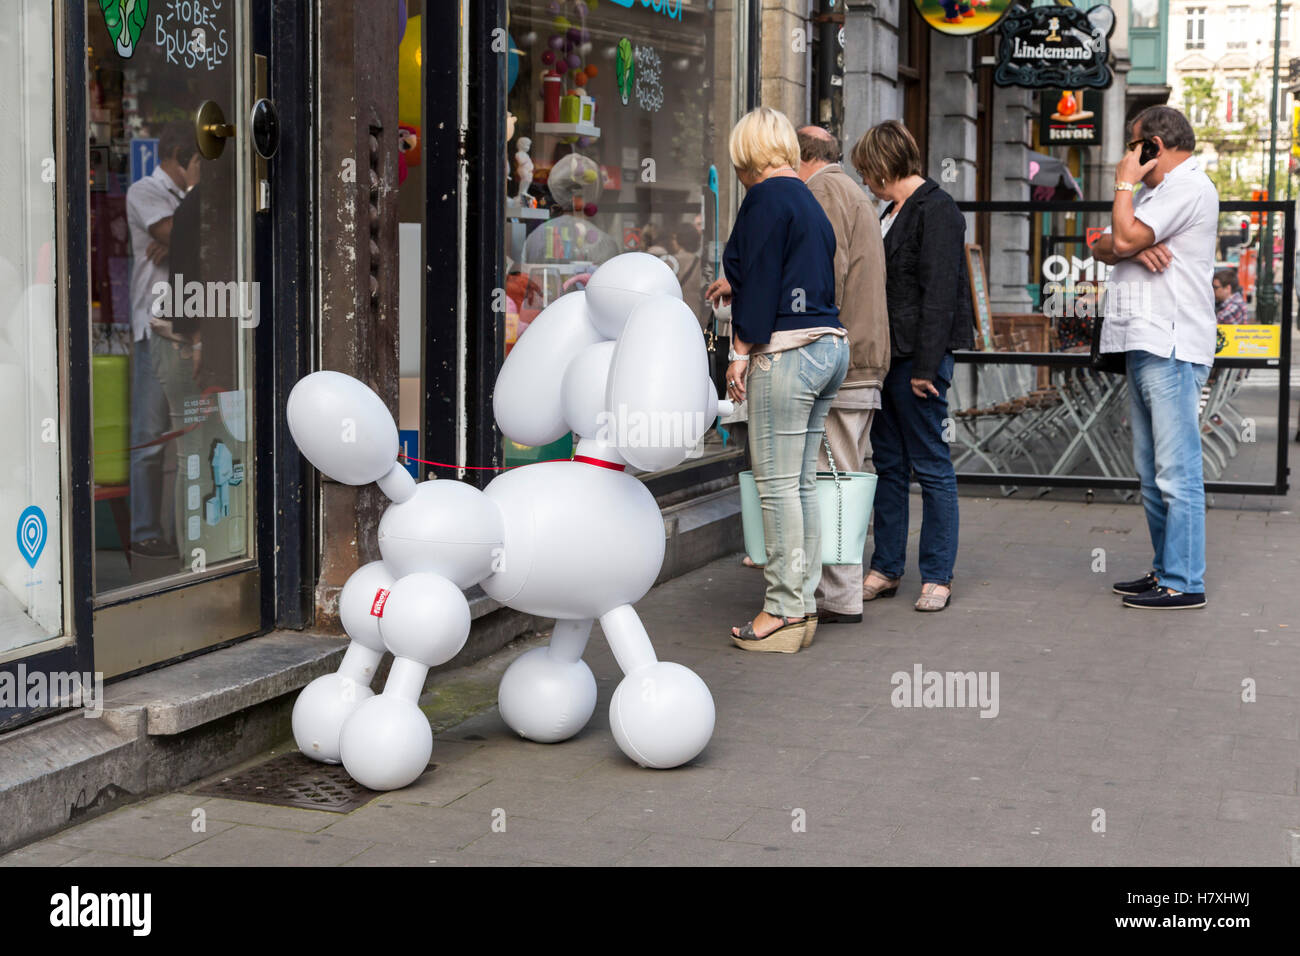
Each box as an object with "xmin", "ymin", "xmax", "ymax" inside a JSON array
[
  {"xmin": 1039, "ymin": 89, "xmax": 1104, "ymax": 147},
  {"xmin": 994, "ymin": 4, "xmax": 1116, "ymax": 90}
]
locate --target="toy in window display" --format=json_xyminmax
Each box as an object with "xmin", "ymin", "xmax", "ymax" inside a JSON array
[
  {"xmin": 286, "ymin": 253, "xmax": 730, "ymax": 790},
  {"xmin": 515, "ymin": 136, "xmax": 535, "ymax": 205}
]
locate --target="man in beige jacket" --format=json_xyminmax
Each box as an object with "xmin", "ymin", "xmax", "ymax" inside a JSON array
[{"xmin": 797, "ymin": 125, "xmax": 890, "ymax": 623}]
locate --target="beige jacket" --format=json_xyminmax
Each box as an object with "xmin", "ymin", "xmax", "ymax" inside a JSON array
[{"xmin": 804, "ymin": 163, "xmax": 890, "ymax": 391}]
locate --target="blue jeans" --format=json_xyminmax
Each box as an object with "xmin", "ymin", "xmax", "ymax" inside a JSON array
[
  {"xmin": 748, "ymin": 334, "xmax": 849, "ymax": 618},
  {"xmin": 869, "ymin": 354, "xmax": 959, "ymax": 585},
  {"xmin": 129, "ymin": 336, "xmax": 169, "ymax": 543},
  {"xmin": 1127, "ymin": 350, "xmax": 1210, "ymax": 594}
]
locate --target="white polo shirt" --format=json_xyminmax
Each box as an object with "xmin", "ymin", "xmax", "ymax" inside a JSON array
[
  {"xmin": 126, "ymin": 165, "xmax": 187, "ymax": 342},
  {"xmin": 1100, "ymin": 156, "xmax": 1219, "ymax": 367}
]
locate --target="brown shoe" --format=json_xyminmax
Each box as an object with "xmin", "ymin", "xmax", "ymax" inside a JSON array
[{"xmin": 863, "ymin": 571, "xmax": 900, "ymax": 601}]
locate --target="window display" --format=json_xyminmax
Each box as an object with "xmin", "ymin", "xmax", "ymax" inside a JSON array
[{"xmin": 502, "ymin": 0, "xmax": 745, "ymax": 471}]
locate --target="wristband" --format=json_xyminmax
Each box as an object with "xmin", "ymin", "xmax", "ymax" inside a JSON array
[
  {"xmin": 1114, "ymin": 182, "xmax": 1135, "ymax": 192},
  {"xmin": 728, "ymin": 351, "xmax": 749, "ymax": 362}
]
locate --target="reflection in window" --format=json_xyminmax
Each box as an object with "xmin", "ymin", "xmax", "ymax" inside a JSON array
[{"xmin": 0, "ymin": 1, "xmax": 63, "ymax": 651}]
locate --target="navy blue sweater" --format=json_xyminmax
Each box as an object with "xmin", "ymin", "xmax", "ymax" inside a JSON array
[{"xmin": 722, "ymin": 176, "xmax": 840, "ymax": 345}]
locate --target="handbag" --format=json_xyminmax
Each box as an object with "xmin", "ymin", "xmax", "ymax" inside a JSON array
[
  {"xmin": 738, "ymin": 433, "xmax": 878, "ymax": 566},
  {"xmin": 1089, "ymin": 315, "xmax": 1127, "ymax": 375}
]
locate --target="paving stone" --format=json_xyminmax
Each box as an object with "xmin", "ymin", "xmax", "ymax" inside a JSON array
[
  {"xmin": 320, "ymin": 803, "xmax": 490, "ymax": 851},
  {"xmin": 186, "ymin": 796, "xmax": 340, "ymax": 833},
  {"xmin": 0, "ymin": 842, "xmax": 86, "ymax": 867},
  {"xmin": 458, "ymin": 816, "xmax": 649, "ymax": 866},
  {"xmin": 167, "ymin": 825, "xmax": 372, "ymax": 866},
  {"xmin": 50, "ymin": 802, "xmax": 235, "ymax": 860}
]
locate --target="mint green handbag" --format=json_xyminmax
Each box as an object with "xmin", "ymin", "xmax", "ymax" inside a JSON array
[{"xmin": 739, "ymin": 434, "xmax": 877, "ymax": 566}]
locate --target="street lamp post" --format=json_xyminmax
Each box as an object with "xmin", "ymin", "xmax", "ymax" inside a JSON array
[{"xmin": 1258, "ymin": 0, "xmax": 1285, "ymax": 324}]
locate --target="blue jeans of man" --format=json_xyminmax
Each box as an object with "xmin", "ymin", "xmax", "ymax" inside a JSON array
[
  {"xmin": 747, "ymin": 334, "xmax": 849, "ymax": 619},
  {"xmin": 869, "ymin": 353, "xmax": 959, "ymax": 585},
  {"xmin": 1126, "ymin": 350, "xmax": 1210, "ymax": 594},
  {"xmin": 129, "ymin": 336, "xmax": 170, "ymax": 543}
]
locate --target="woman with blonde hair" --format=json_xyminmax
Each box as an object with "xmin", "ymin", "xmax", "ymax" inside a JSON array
[
  {"xmin": 850, "ymin": 120, "xmax": 972, "ymax": 611},
  {"xmin": 706, "ymin": 107, "xmax": 848, "ymax": 652}
]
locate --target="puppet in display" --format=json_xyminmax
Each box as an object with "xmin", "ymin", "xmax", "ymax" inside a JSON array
[{"xmin": 287, "ymin": 253, "xmax": 729, "ymax": 791}]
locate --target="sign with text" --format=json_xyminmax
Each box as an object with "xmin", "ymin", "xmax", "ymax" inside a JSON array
[
  {"xmin": 994, "ymin": 4, "xmax": 1116, "ymax": 90},
  {"xmin": 1039, "ymin": 89, "xmax": 1104, "ymax": 146},
  {"xmin": 1216, "ymin": 324, "xmax": 1280, "ymax": 359}
]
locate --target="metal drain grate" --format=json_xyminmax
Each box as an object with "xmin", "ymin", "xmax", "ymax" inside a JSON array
[{"xmin": 194, "ymin": 752, "xmax": 435, "ymax": 813}]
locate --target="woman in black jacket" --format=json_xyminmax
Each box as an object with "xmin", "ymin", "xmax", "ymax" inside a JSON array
[{"xmin": 849, "ymin": 121, "xmax": 973, "ymax": 611}]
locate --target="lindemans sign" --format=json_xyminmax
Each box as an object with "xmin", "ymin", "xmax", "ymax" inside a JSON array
[{"xmin": 994, "ymin": 3, "xmax": 1116, "ymax": 90}]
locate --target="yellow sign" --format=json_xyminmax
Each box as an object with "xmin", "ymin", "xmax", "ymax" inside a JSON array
[
  {"xmin": 1293, "ymin": 104, "xmax": 1300, "ymax": 159},
  {"xmin": 1215, "ymin": 324, "xmax": 1281, "ymax": 358}
]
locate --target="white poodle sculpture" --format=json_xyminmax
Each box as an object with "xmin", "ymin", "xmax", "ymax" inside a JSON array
[{"xmin": 287, "ymin": 253, "xmax": 729, "ymax": 790}]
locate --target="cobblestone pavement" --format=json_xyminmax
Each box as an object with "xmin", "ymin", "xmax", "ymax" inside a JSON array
[{"xmin": 5, "ymin": 489, "xmax": 1299, "ymax": 867}]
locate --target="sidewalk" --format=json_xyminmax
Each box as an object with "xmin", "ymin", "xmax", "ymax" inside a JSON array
[{"xmin": 4, "ymin": 489, "xmax": 1299, "ymax": 866}]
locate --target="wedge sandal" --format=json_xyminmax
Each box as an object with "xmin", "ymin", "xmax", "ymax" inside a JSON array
[{"xmin": 731, "ymin": 615, "xmax": 806, "ymax": 654}]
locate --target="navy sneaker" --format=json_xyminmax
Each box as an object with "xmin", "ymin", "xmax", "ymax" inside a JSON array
[
  {"xmin": 1112, "ymin": 571, "xmax": 1158, "ymax": 596},
  {"xmin": 1122, "ymin": 586, "xmax": 1206, "ymax": 610}
]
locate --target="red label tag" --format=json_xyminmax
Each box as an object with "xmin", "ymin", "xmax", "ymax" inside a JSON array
[{"xmin": 370, "ymin": 588, "xmax": 390, "ymax": 617}]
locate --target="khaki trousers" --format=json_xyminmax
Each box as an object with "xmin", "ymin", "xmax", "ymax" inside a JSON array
[{"xmin": 814, "ymin": 404, "xmax": 876, "ymax": 614}]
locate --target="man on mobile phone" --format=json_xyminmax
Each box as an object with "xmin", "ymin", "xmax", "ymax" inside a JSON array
[{"xmin": 1092, "ymin": 106, "xmax": 1219, "ymax": 610}]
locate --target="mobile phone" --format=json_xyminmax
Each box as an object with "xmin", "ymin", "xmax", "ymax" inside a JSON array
[{"xmin": 1139, "ymin": 139, "xmax": 1159, "ymax": 165}]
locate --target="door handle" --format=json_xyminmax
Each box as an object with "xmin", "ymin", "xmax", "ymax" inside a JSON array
[{"xmin": 196, "ymin": 100, "xmax": 235, "ymax": 159}]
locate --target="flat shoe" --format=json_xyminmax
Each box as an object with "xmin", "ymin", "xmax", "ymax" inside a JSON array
[
  {"xmin": 915, "ymin": 584, "xmax": 951, "ymax": 612},
  {"xmin": 863, "ymin": 574, "xmax": 900, "ymax": 601},
  {"xmin": 814, "ymin": 609, "xmax": 863, "ymax": 624}
]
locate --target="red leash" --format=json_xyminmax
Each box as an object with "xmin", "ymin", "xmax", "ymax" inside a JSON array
[{"xmin": 401, "ymin": 453, "xmax": 625, "ymax": 472}]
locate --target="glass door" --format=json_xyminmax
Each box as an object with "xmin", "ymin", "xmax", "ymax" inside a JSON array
[{"xmin": 87, "ymin": 0, "xmax": 260, "ymax": 676}]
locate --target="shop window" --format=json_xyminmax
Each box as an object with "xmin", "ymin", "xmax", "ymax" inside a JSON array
[
  {"xmin": 502, "ymin": 0, "xmax": 745, "ymax": 471},
  {"xmin": 86, "ymin": 1, "xmax": 256, "ymax": 596},
  {"xmin": 0, "ymin": 1, "xmax": 64, "ymax": 653}
]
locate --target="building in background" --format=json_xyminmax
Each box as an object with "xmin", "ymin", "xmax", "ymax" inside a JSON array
[{"xmin": 1167, "ymin": 0, "xmax": 1294, "ymax": 196}]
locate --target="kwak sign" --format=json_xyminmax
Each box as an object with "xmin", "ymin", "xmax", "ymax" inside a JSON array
[{"xmin": 994, "ymin": 3, "xmax": 1116, "ymax": 90}]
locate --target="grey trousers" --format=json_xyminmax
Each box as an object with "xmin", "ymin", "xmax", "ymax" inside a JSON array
[{"xmin": 814, "ymin": 405, "xmax": 876, "ymax": 614}]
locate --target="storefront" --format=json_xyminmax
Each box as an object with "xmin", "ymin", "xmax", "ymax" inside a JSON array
[
  {"xmin": 418, "ymin": 0, "xmax": 761, "ymax": 500},
  {"xmin": 1, "ymin": 1, "xmax": 315, "ymax": 731}
]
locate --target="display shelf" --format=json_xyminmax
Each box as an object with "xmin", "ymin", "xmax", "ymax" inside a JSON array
[{"xmin": 533, "ymin": 122, "xmax": 601, "ymax": 139}]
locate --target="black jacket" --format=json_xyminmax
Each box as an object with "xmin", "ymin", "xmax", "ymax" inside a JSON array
[{"xmin": 880, "ymin": 178, "xmax": 975, "ymax": 382}]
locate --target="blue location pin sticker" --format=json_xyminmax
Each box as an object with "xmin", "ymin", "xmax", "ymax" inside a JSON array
[{"xmin": 17, "ymin": 506, "xmax": 47, "ymax": 569}]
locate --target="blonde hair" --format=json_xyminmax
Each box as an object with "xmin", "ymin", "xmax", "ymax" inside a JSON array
[
  {"xmin": 728, "ymin": 107, "xmax": 800, "ymax": 178},
  {"xmin": 850, "ymin": 120, "xmax": 923, "ymax": 190}
]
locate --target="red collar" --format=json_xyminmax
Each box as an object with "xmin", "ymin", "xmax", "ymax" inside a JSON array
[{"xmin": 573, "ymin": 455, "xmax": 626, "ymax": 472}]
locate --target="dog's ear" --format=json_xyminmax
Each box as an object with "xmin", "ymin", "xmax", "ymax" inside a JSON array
[
  {"xmin": 606, "ymin": 294, "xmax": 716, "ymax": 472},
  {"xmin": 287, "ymin": 371, "xmax": 400, "ymax": 485},
  {"xmin": 494, "ymin": 291, "xmax": 604, "ymax": 447}
]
